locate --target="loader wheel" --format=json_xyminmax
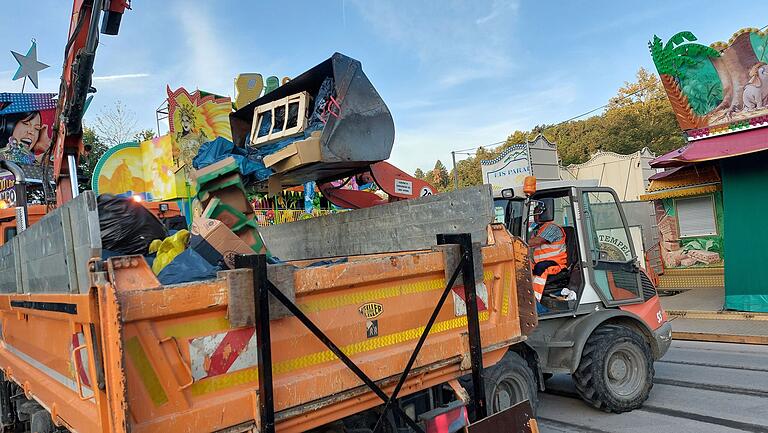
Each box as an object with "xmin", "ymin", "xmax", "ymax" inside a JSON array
[
  {"xmin": 484, "ymin": 351, "xmax": 538, "ymax": 415},
  {"xmin": 30, "ymin": 409, "xmax": 54, "ymax": 433},
  {"xmin": 573, "ymin": 324, "xmax": 654, "ymax": 413}
]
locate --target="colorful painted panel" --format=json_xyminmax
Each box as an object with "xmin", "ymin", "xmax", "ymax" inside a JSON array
[
  {"xmin": 654, "ymin": 192, "xmax": 724, "ymax": 269},
  {"xmin": 92, "ymin": 135, "xmax": 185, "ymax": 201},
  {"xmin": 167, "ymin": 86, "xmax": 232, "ymax": 170},
  {"xmin": 0, "ymin": 93, "xmax": 56, "ymax": 165},
  {"xmin": 650, "ymin": 29, "xmax": 768, "ymax": 135}
]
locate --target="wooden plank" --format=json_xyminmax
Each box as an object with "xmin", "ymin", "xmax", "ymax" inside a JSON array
[
  {"xmin": 673, "ymin": 332, "xmax": 768, "ymax": 345},
  {"xmin": 667, "ymin": 310, "xmax": 768, "ymax": 321}
]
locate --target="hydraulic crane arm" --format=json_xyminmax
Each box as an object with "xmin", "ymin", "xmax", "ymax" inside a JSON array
[
  {"xmin": 51, "ymin": 0, "xmax": 129, "ymax": 205},
  {"xmin": 319, "ymin": 161, "xmax": 437, "ymax": 209}
]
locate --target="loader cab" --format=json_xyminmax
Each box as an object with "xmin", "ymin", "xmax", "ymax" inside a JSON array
[{"xmin": 496, "ymin": 183, "xmax": 645, "ymax": 317}]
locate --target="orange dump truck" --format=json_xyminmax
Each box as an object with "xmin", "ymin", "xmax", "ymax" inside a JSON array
[{"xmin": 0, "ymin": 186, "xmax": 538, "ymax": 433}]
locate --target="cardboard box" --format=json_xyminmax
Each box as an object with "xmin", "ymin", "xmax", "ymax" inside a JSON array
[
  {"xmin": 263, "ymin": 131, "xmax": 322, "ymax": 173},
  {"xmin": 191, "ymin": 156, "xmax": 240, "ymax": 186},
  {"xmin": 190, "ymin": 218, "xmax": 254, "ymax": 269},
  {"xmin": 199, "ymin": 183, "xmax": 252, "ymax": 216},
  {"xmin": 202, "ymin": 198, "xmax": 252, "ymax": 232},
  {"xmin": 238, "ymin": 225, "xmax": 269, "ymax": 254}
]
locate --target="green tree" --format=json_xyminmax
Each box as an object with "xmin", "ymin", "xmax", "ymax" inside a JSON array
[
  {"xmin": 413, "ymin": 168, "xmax": 425, "ymax": 179},
  {"xmin": 94, "ymin": 100, "xmax": 139, "ymax": 146},
  {"xmin": 443, "ymin": 67, "xmax": 687, "ymax": 185},
  {"xmin": 429, "ymin": 160, "xmax": 450, "ymax": 191},
  {"xmin": 78, "ymin": 126, "xmax": 108, "ymax": 191},
  {"xmin": 134, "ymin": 129, "xmax": 156, "ymax": 142}
]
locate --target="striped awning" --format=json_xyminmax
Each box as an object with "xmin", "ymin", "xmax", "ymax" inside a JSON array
[{"xmin": 640, "ymin": 183, "xmax": 720, "ymax": 200}]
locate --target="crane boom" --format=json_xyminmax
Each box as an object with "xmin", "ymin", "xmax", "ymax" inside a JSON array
[{"xmin": 51, "ymin": 0, "xmax": 129, "ymax": 205}]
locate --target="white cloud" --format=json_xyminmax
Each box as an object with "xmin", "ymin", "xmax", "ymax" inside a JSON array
[
  {"xmin": 350, "ymin": 0, "xmax": 520, "ymax": 88},
  {"xmin": 388, "ymin": 81, "xmax": 579, "ymax": 173},
  {"xmin": 174, "ymin": 3, "xmax": 237, "ymax": 96},
  {"xmin": 92, "ymin": 73, "xmax": 150, "ymax": 81},
  {"xmin": 476, "ymin": 0, "xmax": 518, "ymax": 25}
]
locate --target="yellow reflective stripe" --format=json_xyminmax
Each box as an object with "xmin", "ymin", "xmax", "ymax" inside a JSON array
[
  {"xmin": 189, "ymin": 311, "xmax": 490, "ymax": 396},
  {"xmin": 190, "ymin": 366, "xmax": 259, "ymax": 396},
  {"xmin": 125, "ymin": 336, "xmax": 169, "ymax": 406},
  {"xmin": 298, "ymin": 271, "xmax": 494, "ymax": 314},
  {"xmin": 501, "ymin": 268, "xmax": 512, "ymax": 316},
  {"xmin": 163, "ymin": 316, "xmax": 230, "ymax": 340}
]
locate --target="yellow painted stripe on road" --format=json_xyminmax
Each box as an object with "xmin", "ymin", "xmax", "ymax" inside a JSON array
[
  {"xmin": 125, "ymin": 336, "xmax": 169, "ymax": 406},
  {"xmin": 189, "ymin": 311, "xmax": 490, "ymax": 396}
]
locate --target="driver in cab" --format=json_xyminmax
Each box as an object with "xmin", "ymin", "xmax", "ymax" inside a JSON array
[{"xmin": 528, "ymin": 200, "xmax": 567, "ymax": 309}]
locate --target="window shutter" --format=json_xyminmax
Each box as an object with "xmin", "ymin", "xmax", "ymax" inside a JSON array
[{"xmin": 676, "ymin": 196, "xmax": 716, "ymax": 237}]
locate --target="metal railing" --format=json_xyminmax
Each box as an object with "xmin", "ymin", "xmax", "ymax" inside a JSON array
[{"xmin": 251, "ymin": 209, "xmax": 338, "ymax": 226}]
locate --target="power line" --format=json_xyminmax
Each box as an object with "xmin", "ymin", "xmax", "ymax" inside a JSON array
[{"xmin": 452, "ymin": 78, "xmax": 659, "ymax": 156}]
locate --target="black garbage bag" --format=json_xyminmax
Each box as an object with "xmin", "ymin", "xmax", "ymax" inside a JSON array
[
  {"xmin": 97, "ymin": 194, "xmax": 168, "ymax": 255},
  {"xmin": 157, "ymin": 248, "xmax": 219, "ymax": 285}
]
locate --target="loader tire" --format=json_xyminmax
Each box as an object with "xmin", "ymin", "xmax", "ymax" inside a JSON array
[
  {"xmin": 484, "ymin": 351, "xmax": 538, "ymax": 415},
  {"xmin": 30, "ymin": 409, "xmax": 54, "ymax": 433},
  {"xmin": 573, "ymin": 324, "xmax": 654, "ymax": 413}
]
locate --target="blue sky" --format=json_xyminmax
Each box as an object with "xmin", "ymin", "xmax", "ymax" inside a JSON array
[{"xmin": 0, "ymin": 1, "xmax": 761, "ymax": 173}]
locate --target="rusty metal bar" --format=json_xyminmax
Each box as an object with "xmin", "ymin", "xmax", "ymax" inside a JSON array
[
  {"xmin": 437, "ymin": 233, "xmax": 488, "ymax": 420},
  {"xmin": 235, "ymin": 254, "xmax": 275, "ymax": 433},
  {"xmin": 372, "ymin": 252, "xmax": 467, "ymax": 432}
]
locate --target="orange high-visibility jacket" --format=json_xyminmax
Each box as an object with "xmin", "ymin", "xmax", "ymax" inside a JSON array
[{"xmin": 532, "ymin": 222, "xmax": 567, "ymax": 268}]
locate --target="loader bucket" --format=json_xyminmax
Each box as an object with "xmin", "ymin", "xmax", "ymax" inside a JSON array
[{"xmin": 230, "ymin": 52, "xmax": 395, "ymax": 187}]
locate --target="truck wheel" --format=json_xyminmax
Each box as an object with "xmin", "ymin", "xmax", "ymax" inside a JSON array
[
  {"xmin": 484, "ymin": 351, "xmax": 538, "ymax": 414},
  {"xmin": 573, "ymin": 324, "xmax": 654, "ymax": 413},
  {"xmin": 30, "ymin": 409, "xmax": 54, "ymax": 433}
]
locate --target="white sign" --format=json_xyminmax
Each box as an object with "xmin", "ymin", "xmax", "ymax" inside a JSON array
[
  {"xmin": 480, "ymin": 144, "xmax": 531, "ymax": 195},
  {"xmin": 394, "ymin": 179, "xmax": 413, "ymax": 195}
]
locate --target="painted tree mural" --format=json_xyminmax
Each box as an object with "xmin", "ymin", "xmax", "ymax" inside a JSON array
[
  {"xmin": 649, "ymin": 31, "xmax": 721, "ymax": 129},
  {"xmin": 651, "ymin": 28, "xmax": 768, "ymax": 129}
]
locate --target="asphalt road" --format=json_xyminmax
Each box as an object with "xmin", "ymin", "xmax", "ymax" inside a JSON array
[{"xmin": 537, "ymin": 340, "xmax": 768, "ymax": 433}]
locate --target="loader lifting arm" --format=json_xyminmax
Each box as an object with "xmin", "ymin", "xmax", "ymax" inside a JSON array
[
  {"xmin": 318, "ymin": 161, "xmax": 437, "ymax": 209},
  {"xmin": 50, "ymin": 0, "xmax": 129, "ymax": 205}
]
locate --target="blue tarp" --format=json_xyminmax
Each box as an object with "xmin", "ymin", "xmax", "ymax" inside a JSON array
[{"xmin": 157, "ymin": 248, "xmax": 220, "ymax": 285}]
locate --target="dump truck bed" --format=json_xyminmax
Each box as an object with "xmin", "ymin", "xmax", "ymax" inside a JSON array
[{"xmin": 0, "ymin": 190, "xmax": 536, "ymax": 433}]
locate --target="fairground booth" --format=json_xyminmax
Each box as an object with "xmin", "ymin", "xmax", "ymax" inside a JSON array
[{"xmin": 644, "ymin": 28, "xmax": 768, "ymax": 312}]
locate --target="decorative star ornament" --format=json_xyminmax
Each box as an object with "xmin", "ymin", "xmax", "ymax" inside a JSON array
[{"xmin": 11, "ymin": 41, "xmax": 49, "ymax": 89}]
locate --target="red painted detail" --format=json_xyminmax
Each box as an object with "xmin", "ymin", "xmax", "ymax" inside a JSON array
[
  {"xmin": 206, "ymin": 328, "xmax": 256, "ymax": 377},
  {"xmin": 619, "ymin": 295, "xmax": 666, "ymax": 331},
  {"xmin": 424, "ymin": 405, "xmax": 469, "ymax": 433},
  {"xmin": 451, "ymin": 286, "xmax": 488, "ymax": 311},
  {"xmin": 71, "ymin": 333, "xmax": 91, "ymax": 387}
]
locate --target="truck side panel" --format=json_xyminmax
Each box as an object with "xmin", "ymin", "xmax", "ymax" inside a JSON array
[
  {"xmin": 99, "ymin": 227, "xmax": 531, "ymax": 433},
  {"xmin": 0, "ymin": 293, "xmax": 106, "ymax": 433}
]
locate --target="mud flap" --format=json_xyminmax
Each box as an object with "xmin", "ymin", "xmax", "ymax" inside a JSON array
[{"xmin": 467, "ymin": 400, "xmax": 539, "ymax": 433}]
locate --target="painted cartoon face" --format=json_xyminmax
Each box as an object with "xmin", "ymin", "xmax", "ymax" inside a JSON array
[
  {"xmin": 181, "ymin": 113, "xmax": 192, "ymax": 132},
  {"xmin": 12, "ymin": 113, "xmax": 41, "ymax": 149}
]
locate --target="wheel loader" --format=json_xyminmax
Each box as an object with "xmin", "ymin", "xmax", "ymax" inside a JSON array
[{"xmin": 493, "ymin": 179, "xmax": 672, "ymax": 413}]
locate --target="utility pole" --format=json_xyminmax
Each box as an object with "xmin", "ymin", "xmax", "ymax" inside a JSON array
[{"xmin": 451, "ymin": 151, "xmax": 459, "ymax": 190}]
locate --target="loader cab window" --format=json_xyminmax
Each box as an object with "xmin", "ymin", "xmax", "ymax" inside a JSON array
[
  {"xmin": 494, "ymin": 198, "xmax": 524, "ymax": 235},
  {"xmin": 526, "ymin": 195, "xmax": 575, "ymax": 240},
  {"xmin": 581, "ymin": 190, "xmax": 642, "ymax": 304},
  {"xmin": 4, "ymin": 227, "xmax": 16, "ymax": 243},
  {"xmin": 527, "ymin": 191, "xmax": 582, "ymax": 315}
]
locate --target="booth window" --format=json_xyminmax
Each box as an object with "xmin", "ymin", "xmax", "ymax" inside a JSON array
[{"xmin": 676, "ymin": 195, "xmax": 717, "ymax": 237}]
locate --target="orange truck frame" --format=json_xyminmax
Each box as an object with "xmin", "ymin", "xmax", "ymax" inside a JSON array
[{"xmin": 0, "ymin": 189, "xmax": 539, "ymax": 433}]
